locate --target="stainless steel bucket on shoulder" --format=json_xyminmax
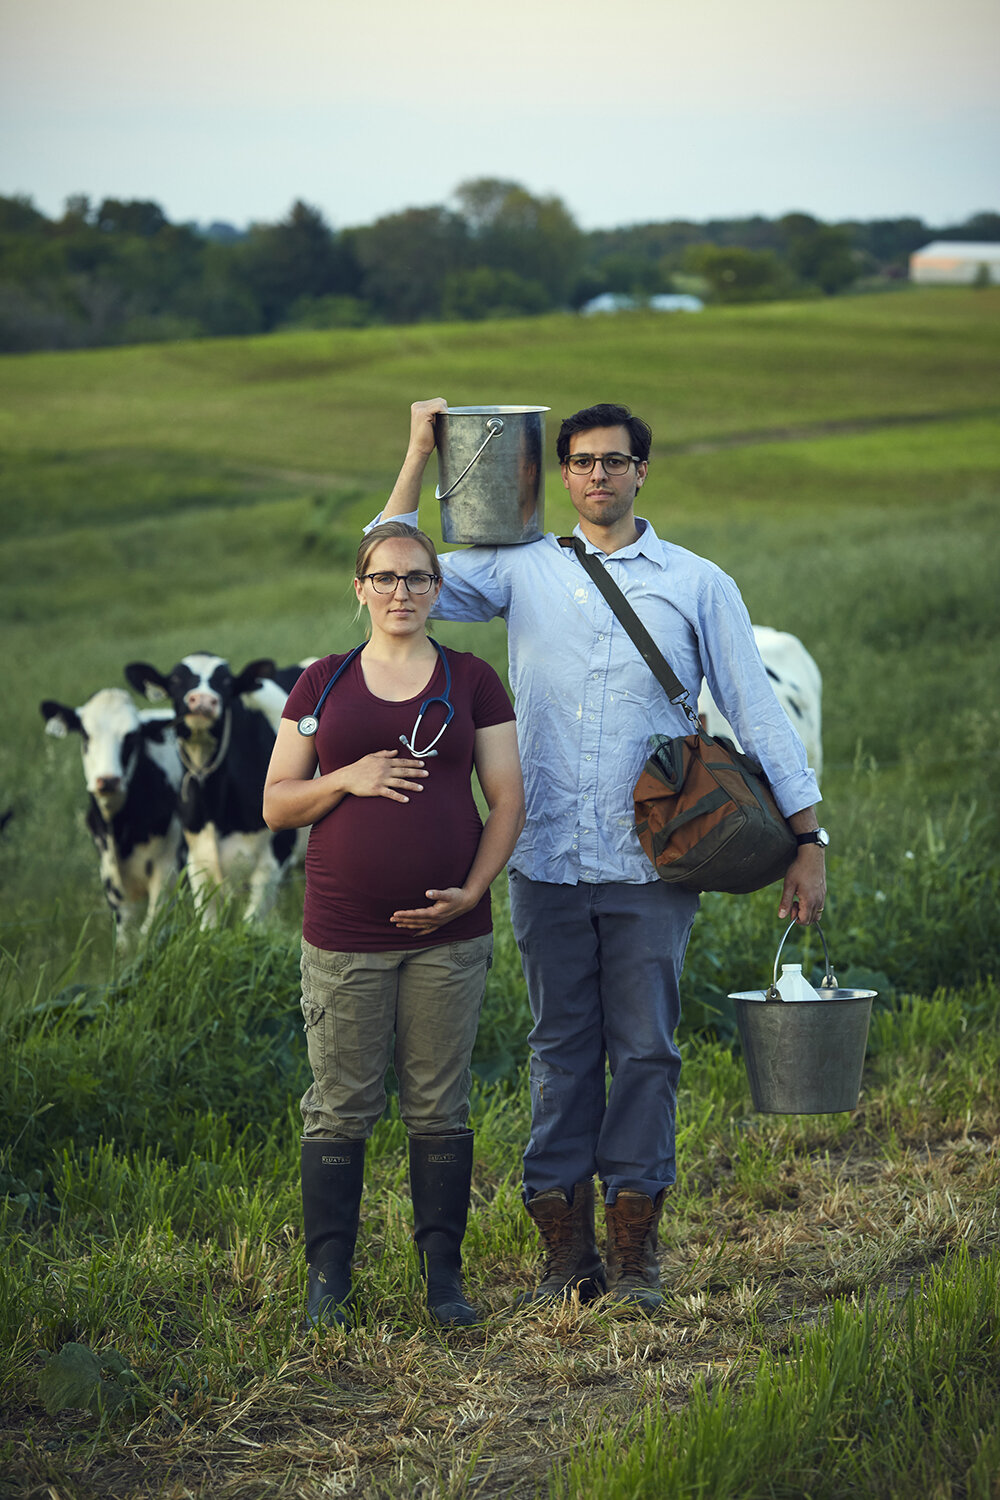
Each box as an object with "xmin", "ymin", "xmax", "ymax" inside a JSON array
[
  {"xmin": 434, "ymin": 405, "xmax": 549, "ymax": 545},
  {"xmin": 729, "ymin": 922, "xmax": 877, "ymax": 1114}
]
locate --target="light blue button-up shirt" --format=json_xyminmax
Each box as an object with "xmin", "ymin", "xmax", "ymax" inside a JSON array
[{"xmin": 382, "ymin": 512, "xmax": 820, "ymax": 885}]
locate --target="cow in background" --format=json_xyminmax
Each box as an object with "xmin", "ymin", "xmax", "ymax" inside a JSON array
[
  {"xmin": 241, "ymin": 658, "xmax": 318, "ymax": 735},
  {"xmin": 124, "ymin": 653, "xmax": 304, "ymax": 923},
  {"xmin": 40, "ymin": 688, "xmax": 185, "ymax": 945},
  {"xmin": 698, "ymin": 626, "xmax": 823, "ymax": 781}
]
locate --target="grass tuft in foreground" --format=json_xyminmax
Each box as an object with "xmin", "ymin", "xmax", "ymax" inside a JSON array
[{"xmin": 551, "ymin": 1245, "xmax": 1000, "ymax": 1500}]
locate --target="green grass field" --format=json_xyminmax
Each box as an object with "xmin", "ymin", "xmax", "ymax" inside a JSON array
[{"xmin": 1, "ymin": 287, "xmax": 998, "ymax": 1497}]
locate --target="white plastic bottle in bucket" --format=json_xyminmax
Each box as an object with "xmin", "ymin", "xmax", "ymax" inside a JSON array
[{"xmin": 776, "ymin": 963, "xmax": 824, "ymax": 1003}]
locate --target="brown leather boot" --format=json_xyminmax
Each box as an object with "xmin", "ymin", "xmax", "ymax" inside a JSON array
[
  {"xmin": 604, "ymin": 1189, "xmax": 666, "ymax": 1312},
  {"xmin": 517, "ymin": 1179, "xmax": 606, "ymax": 1305}
]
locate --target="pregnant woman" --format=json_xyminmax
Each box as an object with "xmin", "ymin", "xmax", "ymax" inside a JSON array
[{"xmin": 264, "ymin": 521, "xmax": 524, "ymax": 1329}]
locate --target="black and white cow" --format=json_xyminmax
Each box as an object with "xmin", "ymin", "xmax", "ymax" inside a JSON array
[
  {"xmin": 123, "ymin": 653, "xmax": 304, "ymax": 923},
  {"xmin": 698, "ymin": 626, "xmax": 823, "ymax": 780},
  {"xmin": 40, "ymin": 688, "xmax": 185, "ymax": 945}
]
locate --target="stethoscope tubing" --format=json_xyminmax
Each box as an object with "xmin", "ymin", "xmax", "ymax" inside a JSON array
[{"xmin": 297, "ymin": 640, "xmax": 453, "ymax": 758}]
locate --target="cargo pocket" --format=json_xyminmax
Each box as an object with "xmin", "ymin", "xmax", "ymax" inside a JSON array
[
  {"xmin": 451, "ymin": 933, "xmax": 494, "ymax": 971},
  {"xmin": 300, "ymin": 945, "xmax": 349, "ymax": 1088}
]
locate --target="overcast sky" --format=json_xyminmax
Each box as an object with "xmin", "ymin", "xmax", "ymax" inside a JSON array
[{"xmin": 2, "ymin": 0, "xmax": 997, "ymax": 233}]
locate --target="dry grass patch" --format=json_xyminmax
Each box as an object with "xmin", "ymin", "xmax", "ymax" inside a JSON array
[{"xmin": 2, "ymin": 985, "xmax": 998, "ymax": 1499}]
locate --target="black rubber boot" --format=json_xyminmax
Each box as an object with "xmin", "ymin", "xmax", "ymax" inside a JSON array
[
  {"xmin": 408, "ymin": 1131, "xmax": 479, "ymax": 1327},
  {"xmin": 300, "ymin": 1137, "xmax": 365, "ymax": 1330}
]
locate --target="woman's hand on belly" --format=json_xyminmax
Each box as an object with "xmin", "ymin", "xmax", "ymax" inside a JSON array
[
  {"xmin": 389, "ymin": 886, "xmax": 476, "ymax": 936},
  {"xmin": 341, "ymin": 749, "xmax": 429, "ymax": 802}
]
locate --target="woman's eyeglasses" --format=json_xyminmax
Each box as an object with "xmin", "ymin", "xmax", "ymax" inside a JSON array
[
  {"xmin": 563, "ymin": 452, "xmax": 641, "ymax": 476},
  {"xmin": 361, "ymin": 571, "xmax": 440, "ymax": 594}
]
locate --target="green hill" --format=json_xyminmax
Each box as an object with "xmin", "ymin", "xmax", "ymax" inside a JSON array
[{"xmin": 1, "ymin": 287, "xmax": 998, "ymax": 963}]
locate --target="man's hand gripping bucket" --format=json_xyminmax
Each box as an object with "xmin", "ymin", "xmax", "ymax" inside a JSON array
[{"xmin": 730, "ymin": 922, "xmax": 877, "ymax": 1113}]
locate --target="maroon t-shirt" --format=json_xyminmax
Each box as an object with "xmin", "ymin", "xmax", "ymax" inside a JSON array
[{"xmin": 283, "ymin": 646, "xmax": 516, "ymax": 952}]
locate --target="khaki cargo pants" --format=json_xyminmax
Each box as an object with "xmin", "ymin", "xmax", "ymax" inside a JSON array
[{"xmin": 299, "ymin": 934, "xmax": 493, "ymax": 1140}]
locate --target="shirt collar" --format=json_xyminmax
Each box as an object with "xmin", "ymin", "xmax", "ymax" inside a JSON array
[{"xmin": 572, "ymin": 515, "xmax": 665, "ymax": 565}]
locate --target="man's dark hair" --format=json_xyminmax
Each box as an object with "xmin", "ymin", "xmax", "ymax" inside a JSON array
[{"xmin": 556, "ymin": 404, "xmax": 653, "ymax": 464}]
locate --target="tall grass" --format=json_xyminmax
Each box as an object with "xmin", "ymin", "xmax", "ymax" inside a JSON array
[
  {"xmin": 550, "ymin": 1247, "xmax": 1000, "ymax": 1500},
  {"xmin": 2, "ymin": 978, "xmax": 997, "ymax": 1494}
]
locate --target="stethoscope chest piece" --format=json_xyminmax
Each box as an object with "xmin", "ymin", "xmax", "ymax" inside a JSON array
[{"xmin": 296, "ymin": 643, "xmax": 365, "ymax": 738}]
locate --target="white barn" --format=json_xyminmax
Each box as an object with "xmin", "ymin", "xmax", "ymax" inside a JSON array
[{"xmin": 910, "ymin": 242, "xmax": 1000, "ymax": 285}]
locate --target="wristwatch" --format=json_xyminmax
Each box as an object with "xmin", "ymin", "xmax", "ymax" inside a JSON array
[{"xmin": 795, "ymin": 828, "xmax": 829, "ymax": 848}]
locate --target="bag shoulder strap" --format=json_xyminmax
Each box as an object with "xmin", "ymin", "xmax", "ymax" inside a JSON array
[{"xmin": 557, "ymin": 535, "xmax": 699, "ymax": 725}]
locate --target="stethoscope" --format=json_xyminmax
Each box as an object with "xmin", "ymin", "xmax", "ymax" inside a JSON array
[{"xmin": 297, "ymin": 639, "xmax": 454, "ymax": 758}]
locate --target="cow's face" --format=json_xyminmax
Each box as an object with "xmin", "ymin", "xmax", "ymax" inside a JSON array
[
  {"xmin": 126, "ymin": 653, "xmax": 233, "ymax": 743},
  {"xmin": 42, "ymin": 688, "xmax": 147, "ymax": 819},
  {"xmin": 124, "ymin": 655, "xmax": 274, "ymax": 746},
  {"xmin": 170, "ymin": 654, "xmax": 234, "ymax": 735}
]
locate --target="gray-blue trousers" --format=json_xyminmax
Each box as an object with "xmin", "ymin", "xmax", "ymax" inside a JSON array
[{"xmin": 509, "ymin": 871, "xmax": 698, "ymax": 1204}]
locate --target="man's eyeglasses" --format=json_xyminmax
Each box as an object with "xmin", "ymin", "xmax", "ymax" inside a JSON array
[
  {"xmin": 563, "ymin": 452, "xmax": 641, "ymax": 476},
  {"xmin": 361, "ymin": 571, "xmax": 440, "ymax": 595}
]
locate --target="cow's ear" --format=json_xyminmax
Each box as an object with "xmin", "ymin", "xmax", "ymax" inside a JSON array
[
  {"xmin": 140, "ymin": 715, "xmax": 172, "ymax": 744},
  {"xmin": 125, "ymin": 662, "xmax": 170, "ymax": 703},
  {"xmin": 40, "ymin": 700, "xmax": 81, "ymax": 738},
  {"xmin": 233, "ymin": 658, "xmax": 277, "ymax": 695}
]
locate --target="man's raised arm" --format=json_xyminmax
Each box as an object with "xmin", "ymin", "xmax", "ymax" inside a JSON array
[{"xmin": 381, "ymin": 398, "xmax": 448, "ymax": 520}]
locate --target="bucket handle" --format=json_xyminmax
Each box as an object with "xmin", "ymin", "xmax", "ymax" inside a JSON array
[
  {"xmin": 435, "ymin": 417, "xmax": 505, "ymax": 502},
  {"xmin": 767, "ymin": 919, "xmax": 838, "ymax": 999}
]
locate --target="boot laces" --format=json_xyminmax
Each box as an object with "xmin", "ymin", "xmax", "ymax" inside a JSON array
[
  {"xmin": 612, "ymin": 1203, "xmax": 654, "ymax": 1275},
  {"xmin": 541, "ymin": 1213, "xmax": 574, "ymax": 1272},
  {"xmin": 532, "ymin": 1197, "xmax": 579, "ymax": 1274}
]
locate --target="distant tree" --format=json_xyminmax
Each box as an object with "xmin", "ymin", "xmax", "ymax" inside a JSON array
[
  {"xmin": 684, "ymin": 244, "xmax": 789, "ymax": 303},
  {"xmin": 115, "ymin": 223, "xmax": 206, "ymax": 309},
  {"xmin": 847, "ymin": 217, "xmax": 928, "ymax": 268},
  {"xmin": 596, "ymin": 253, "xmax": 667, "ymax": 297},
  {"xmin": 353, "ymin": 206, "xmax": 469, "ymax": 322},
  {"xmin": 237, "ymin": 200, "xmax": 359, "ymax": 328},
  {"xmin": 441, "ymin": 267, "xmax": 549, "ymax": 321},
  {"xmin": 2, "ymin": 190, "xmax": 998, "ymax": 352},
  {"xmin": 202, "ymin": 221, "xmax": 245, "ymax": 244},
  {"xmin": 455, "ymin": 178, "xmax": 523, "ymax": 234},
  {"xmin": 281, "ymin": 293, "xmax": 371, "ymax": 329},
  {"xmin": 60, "ymin": 195, "xmax": 94, "ymax": 229},
  {"xmin": 454, "ymin": 178, "xmax": 583, "ymax": 306},
  {"xmin": 937, "ymin": 211, "xmax": 1000, "ymax": 242},
  {"xmin": 779, "ymin": 214, "xmax": 858, "ymax": 294},
  {"xmin": 0, "ymin": 194, "xmax": 48, "ymax": 235},
  {"xmin": 0, "ymin": 280, "xmax": 86, "ymax": 351},
  {"xmin": 95, "ymin": 199, "xmax": 169, "ymax": 237},
  {"xmin": 171, "ymin": 240, "xmax": 261, "ymax": 336}
]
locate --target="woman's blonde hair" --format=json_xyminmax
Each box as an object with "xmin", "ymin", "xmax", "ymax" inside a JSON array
[
  {"xmin": 356, "ymin": 521, "xmax": 441, "ymax": 580},
  {"xmin": 354, "ymin": 522, "xmax": 442, "ymax": 627}
]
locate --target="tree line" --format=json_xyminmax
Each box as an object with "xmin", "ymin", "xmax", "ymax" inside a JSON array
[{"xmin": 1, "ymin": 178, "xmax": 996, "ymax": 353}]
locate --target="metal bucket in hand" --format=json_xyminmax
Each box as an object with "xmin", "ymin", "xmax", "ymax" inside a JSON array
[
  {"xmin": 729, "ymin": 923, "xmax": 877, "ymax": 1114},
  {"xmin": 435, "ymin": 405, "xmax": 548, "ymax": 545}
]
